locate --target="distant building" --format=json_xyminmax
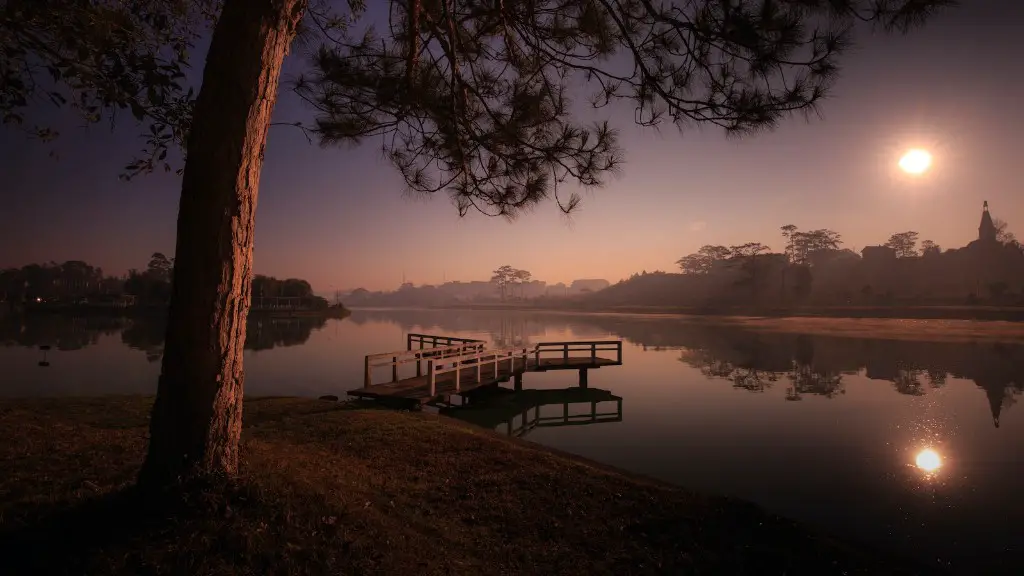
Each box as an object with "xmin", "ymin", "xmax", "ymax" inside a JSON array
[{"xmin": 979, "ymin": 200, "xmax": 997, "ymax": 243}]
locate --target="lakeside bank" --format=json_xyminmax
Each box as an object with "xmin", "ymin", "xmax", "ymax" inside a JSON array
[
  {"xmin": 352, "ymin": 305, "xmax": 1024, "ymax": 343},
  {"xmin": 0, "ymin": 397, "xmax": 938, "ymax": 575}
]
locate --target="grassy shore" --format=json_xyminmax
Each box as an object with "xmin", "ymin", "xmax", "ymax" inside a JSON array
[{"xmin": 0, "ymin": 397, "xmax": 941, "ymax": 575}]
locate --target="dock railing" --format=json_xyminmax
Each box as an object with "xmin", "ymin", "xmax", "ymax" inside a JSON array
[
  {"xmin": 407, "ymin": 333, "xmax": 484, "ymax": 351},
  {"xmin": 364, "ymin": 341, "xmax": 486, "ymax": 388},
  {"xmin": 427, "ymin": 346, "xmax": 531, "ymax": 395},
  {"xmin": 533, "ymin": 340, "xmax": 623, "ymax": 365}
]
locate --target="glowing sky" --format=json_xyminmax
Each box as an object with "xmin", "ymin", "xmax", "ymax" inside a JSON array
[{"xmin": 2, "ymin": 1, "xmax": 1022, "ymax": 292}]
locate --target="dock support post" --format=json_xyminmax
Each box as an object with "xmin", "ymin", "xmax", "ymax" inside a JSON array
[
  {"xmin": 392, "ymin": 356, "xmax": 398, "ymax": 383},
  {"xmin": 416, "ymin": 351, "xmax": 422, "ymax": 377},
  {"xmin": 513, "ymin": 373, "xmax": 523, "ymax": 391},
  {"xmin": 364, "ymin": 355, "xmax": 371, "ymax": 388},
  {"xmin": 616, "ymin": 341, "xmax": 623, "ymax": 363},
  {"xmin": 578, "ymin": 369, "xmax": 588, "ymax": 388},
  {"xmin": 563, "ymin": 343, "xmax": 569, "ymax": 363},
  {"xmin": 591, "ymin": 343, "xmax": 597, "ymax": 362}
]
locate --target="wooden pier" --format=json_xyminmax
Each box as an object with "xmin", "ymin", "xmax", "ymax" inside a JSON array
[{"xmin": 350, "ymin": 334, "xmax": 623, "ymax": 405}]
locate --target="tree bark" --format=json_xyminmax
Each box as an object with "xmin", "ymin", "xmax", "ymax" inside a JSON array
[{"xmin": 139, "ymin": 0, "xmax": 306, "ymax": 487}]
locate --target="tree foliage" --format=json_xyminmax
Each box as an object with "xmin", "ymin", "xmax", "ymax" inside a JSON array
[
  {"xmin": 920, "ymin": 239, "xmax": 940, "ymax": 256},
  {"xmin": 677, "ymin": 245, "xmax": 731, "ymax": 274},
  {"xmin": 1, "ymin": 0, "xmax": 222, "ymax": 177},
  {"xmin": 885, "ymin": 231, "xmax": 918, "ymax": 258},
  {"xmin": 490, "ymin": 265, "xmax": 532, "ymax": 299},
  {"xmin": 300, "ymin": 0, "xmax": 953, "ymax": 218},
  {"xmin": 780, "ymin": 226, "xmax": 842, "ymax": 264},
  {"xmin": 993, "ymin": 218, "xmax": 1018, "ymax": 247}
]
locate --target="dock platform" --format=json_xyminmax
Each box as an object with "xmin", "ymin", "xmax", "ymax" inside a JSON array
[{"xmin": 350, "ymin": 334, "xmax": 623, "ymax": 404}]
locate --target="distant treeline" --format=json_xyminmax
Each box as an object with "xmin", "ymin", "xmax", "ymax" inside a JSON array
[
  {"xmin": 1, "ymin": 253, "xmax": 339, "ymax": 312},
  {"xmin": 581, "ymin": 219, "xmax": 1024, "ymax": 310}
]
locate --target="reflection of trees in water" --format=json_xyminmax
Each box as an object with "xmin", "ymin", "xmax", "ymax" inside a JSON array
[
  {"xmin": 352, "ymin": 308, "xmax": 555, "ymax": 347},
  {"xmin": 0, "ymin": 315, "xmax": 126, "ymax": 351},
  {"xmin": 3, "ymin": 314, "xmax": 329, "ymax": 361},
  {"xmin": 246, "ymin": 316, "xmax": 327, "ymax": 351},
  {"xmin": 670, "ymin": 325, "xmax": 1024, "ymax": 426}
]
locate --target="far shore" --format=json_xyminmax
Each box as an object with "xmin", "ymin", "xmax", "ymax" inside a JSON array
[
  {"xmin": 0, "ymin": 396, "xmax": 940, "ymax": 575},
  {"xmin": 352, "ymin": 304, "xmax": 1024, "ymax": 343},
  {"xmin": 5, "ymin": 302, "xmax": 351, "ymax": 320}
]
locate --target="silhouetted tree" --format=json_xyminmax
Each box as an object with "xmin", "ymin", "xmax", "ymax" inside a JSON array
[
  {"xmin": 147, "ymin": 253, "xmax": 174, "ymax": 284},
  {"xmin": 1, "ymin": 0, "xmax": 219, "ymax": 175},
  {"xmin": 780, "ymin": 225, "xmax": 798, "ymax": 262},
  {"xmin": 920, "ymin": 239, "xmax": 941, "ymax": 256},
  {"xmin": 728, "ymin": 242, "xmax": 773, "ymax": 302},
  {"xmin": 885, "ymin": 231, "xmax": 919, "ymax": 258},
  {"xmin": 9, "ymin": 0, "xmax": 954, "ymax": 485},
  {"xmin": 993, "ymin": 218, "xmax": 1019, "ymax": 247},
  {"xmin": 490, "ymin": 265, "xmax": 516, "ymax": 300},
  {"xmin": 787, "ymin": 228, "xmax": 843, "ymax": 264},
  {"xmin": 512, "ymin": 269, "xmax": 532, "ymax": 300},
  {"xmin": 676, "ymin": 245, "xmax": 731, "ymax": 275}
]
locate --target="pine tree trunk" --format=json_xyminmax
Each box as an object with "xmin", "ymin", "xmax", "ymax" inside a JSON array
[{"xmin": 139, "ymin": 0, "xmax": 305, "ymax": 488}]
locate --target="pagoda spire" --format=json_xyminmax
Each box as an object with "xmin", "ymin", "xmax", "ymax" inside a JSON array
[{"xmin": 979, "ymin": 201, "xmax": 997, "ymax": 242}]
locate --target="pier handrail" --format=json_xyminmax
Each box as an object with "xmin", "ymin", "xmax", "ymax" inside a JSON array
[
  {"xmin": 533, "ymin": 340, "xmax": 622, "ymax": 364},
  {"xmin": 364, "ymin": 342, "xmax": 485, "ymax": 387},
  {"xmin": 427, "ymin": 346, "xmax": 531, "ymax": 395},
  {"xmin": 407, "ymin": 333, "xmax": 485, "ymax": 350}
]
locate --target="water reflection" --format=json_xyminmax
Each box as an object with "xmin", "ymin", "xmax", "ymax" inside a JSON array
[
  {"xmin": 2, "ymin": 313, "xmax": 327, "ymax": 362},
  {"xmin": 674, "ymin": 329, "xmax": 1022, "ymax": 428},
  {"xmin": 439, "ymin": 386, "xmax": 624, "ymax": 438}
]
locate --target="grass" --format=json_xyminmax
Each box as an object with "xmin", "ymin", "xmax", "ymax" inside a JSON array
[{"xmin": 0, "ymin": 397, "xmax": 942, "ymax": 575}]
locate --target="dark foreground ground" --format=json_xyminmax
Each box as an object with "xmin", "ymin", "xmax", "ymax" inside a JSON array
[{"xmin": 0, "ymin": 397, "xmax": 942, "ymax": 575}]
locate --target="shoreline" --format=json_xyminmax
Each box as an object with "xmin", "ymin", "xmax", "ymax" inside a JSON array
[
  {"xmin": 0, "ymin": 396, "xmax": 941, "ymax": 575},
  {"xmin": 355, "ymin": 302, "xmax": 1024, "ymax": 321},
  {"xmin": 6, "ymin": 303, "xmax": 351, "ymax": 320},
  {"xmin": 352, "ymin": 305, "xmax": 1024, "ymax": 343}
]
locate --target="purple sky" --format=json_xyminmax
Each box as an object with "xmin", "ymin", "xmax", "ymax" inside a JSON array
[{"xmin": 2, "ymin": 1, "xmax": 1022, "ymax": 292}]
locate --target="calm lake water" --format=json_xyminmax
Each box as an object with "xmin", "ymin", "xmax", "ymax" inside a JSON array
[{"xmin": 2, "ymin": 308, "xmax": 1023, "ymax": 574}]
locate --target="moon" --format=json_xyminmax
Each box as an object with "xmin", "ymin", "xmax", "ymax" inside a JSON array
[
  {"xmin": 899, "ymin": 149, "xmax": 933, "ymax": 175},
  {"xmin": 915, "ymin": 448, "xmax": 942, "ymax": 472}
]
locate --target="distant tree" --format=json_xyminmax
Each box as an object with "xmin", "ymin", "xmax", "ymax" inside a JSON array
[
  {"xmin": 885, "ymin": 231, "xmax": 919, "ymax": 258},
  {"xmin": 147, "ymin": 253, "xmax": 174, "ymax": 284},
  {"xmin": 920, "ymin": 240, "xmax": 941, "ymax": 256},
  {"xmin": 790, "ymin": 229, "xmax": 842, "ymax": 264},
  {"xmin": 728, "ymin": 242, "xmax": 773, "ymax": 302},
  {"xmin": 993, "ymin": 219, "xmax": 1019, "ymax": 247},
  {"xmin": 781, "ymin": 225, "xmax": 798, "ymax": 262},
  {"xmin": 512, "ymin": 269, "xmax": 532, "ymax": 299},
  {"xmin": 728, "ymin": 243, "xmax": 772, "ymax": 260},
  {"xmin": 490, "ymin": 265, "xmax": 516, "ymax": 301},
  {"xmin": 676, "ymin": 245, "xmax": 732, "ymax": 275}
]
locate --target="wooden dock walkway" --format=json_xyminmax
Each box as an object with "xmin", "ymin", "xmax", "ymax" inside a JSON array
[{"xmin": 350, "ymin": 334, "xmax": 623, "ymax": 404}]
